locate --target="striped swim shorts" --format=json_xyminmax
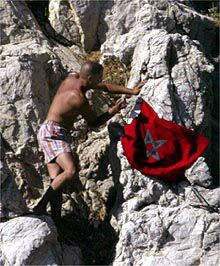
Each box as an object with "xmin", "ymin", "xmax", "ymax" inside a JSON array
[{"xmin": 37, "ymin": 120, "xmax": 72, "ymax": 164}]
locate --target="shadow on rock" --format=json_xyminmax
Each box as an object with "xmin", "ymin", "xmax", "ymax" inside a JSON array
[
  {"xmin": 61, "ymin": 213, "xmax": 118, "ymax": 265},
  {"xmin": 108, "ymin": 122, "xmax": 125, "ymax": 206}
]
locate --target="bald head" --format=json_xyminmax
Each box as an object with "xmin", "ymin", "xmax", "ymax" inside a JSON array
[{"xmin": 80, "ymin": 61, "xmax": 103, "ymax": 78}]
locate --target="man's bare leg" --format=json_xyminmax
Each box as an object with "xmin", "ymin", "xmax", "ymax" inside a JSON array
[
  {"xmin": 47, "ymin": 162, "xmax": 63, "ymax": 181},
  {"xmin": 33, "ymin": 152, "xmax": 76, "ymax": 215},
  {"xmin": 51, "ymin": 152, "xmax": 76, "ymax": 190}
]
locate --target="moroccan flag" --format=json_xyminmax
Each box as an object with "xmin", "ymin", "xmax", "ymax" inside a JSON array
[{"xmin": 121, "ymin": 99, "xmax": 209, "ymax": 183}]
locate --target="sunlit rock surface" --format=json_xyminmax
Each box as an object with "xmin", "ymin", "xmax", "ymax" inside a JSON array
[{"xmin": 0, "ymin": 0, "xmax": 219, "ymax": 265}]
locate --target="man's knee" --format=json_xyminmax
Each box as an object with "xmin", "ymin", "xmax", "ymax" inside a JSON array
[{"xmin": 64, "ymin": 168, "xmax": 76, "ymax": 181}]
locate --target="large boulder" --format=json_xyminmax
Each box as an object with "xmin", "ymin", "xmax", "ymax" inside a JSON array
[{"xmin": 0, "ymin": 216, "xmax": 82, "ymax": 265}]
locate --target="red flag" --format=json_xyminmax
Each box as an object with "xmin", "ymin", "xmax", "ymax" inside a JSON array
[{"xmin": 121, "ymin": 100, "xmax": 209, "ymax": 183}]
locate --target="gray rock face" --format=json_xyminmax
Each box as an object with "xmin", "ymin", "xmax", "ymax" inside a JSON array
[
  {"xmin": 1, "ymin": 42, "xmax": 51, "ymax": 216},
  {"xmin": 48, "ymin": 0, "xmax": 217, "ymax": 58},
  {"xmin": 108, "ymin": 27, "xmax": 219, "ymax": 266},
  {"xmin": 49, "ymin": 0, "xmax": 103, "ymax": 51},
  {"xmin": 1, "ymin": 0, "xmax": 219, "ymax": 265},
  {"xmin": 128, "ymin": 29, "xmax": 214, "ymax": 129},
  {"xmin": 100, "ymin": 0, "xmax": 217, "ymax": 64},
  {"xmin": 0, "ymin": 216, "xmax": 82, "ymax": 265},
  {"xmin": 1, "ymin": 1, "xmax": 83, "ymax": 263},
  {"xmin": 48, "ymin": 0, "xmax": 82, "ymax": 47},
  {"xmin": 0, "ymin": 0, "xmax": 44, "ymax": 45}
]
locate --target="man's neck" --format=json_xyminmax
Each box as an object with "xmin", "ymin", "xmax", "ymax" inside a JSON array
[{"xmin": 79, "ymin": 77, "xmax": 90, "ymax": 93}]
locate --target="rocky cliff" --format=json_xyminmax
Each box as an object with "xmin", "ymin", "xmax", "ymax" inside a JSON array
[{"xmin": 0, "ymin": 0, "xmax": 219, "ymax": 265}]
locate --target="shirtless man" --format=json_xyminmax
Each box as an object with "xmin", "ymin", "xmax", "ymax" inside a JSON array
[{"xmin": 33, "ymin": 61, "xmax": 144, "ymax": 227}]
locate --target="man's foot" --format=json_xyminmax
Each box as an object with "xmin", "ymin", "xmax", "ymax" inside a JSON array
[{"xmin": 32, "ymin": 186, "xmax": 57, "ymax": 216}]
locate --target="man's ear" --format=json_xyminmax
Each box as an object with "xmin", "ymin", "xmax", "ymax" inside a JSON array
[{"xmin": 88, "ymin": 75, "xmax": 92, "ymax": 82}]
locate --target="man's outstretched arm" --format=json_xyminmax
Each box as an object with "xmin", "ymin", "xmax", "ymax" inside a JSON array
[{"xmin": 95, "ymin": 81, "xmax": 146, "ymax": 95}]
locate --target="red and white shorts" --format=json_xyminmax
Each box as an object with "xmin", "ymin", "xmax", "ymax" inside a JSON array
[{"xmin": 37, "ymin": 120, "xmax": 72, "ymax": 164}]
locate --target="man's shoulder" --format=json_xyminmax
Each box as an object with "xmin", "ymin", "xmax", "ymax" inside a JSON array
[
  {"xmin": 65, "ymin": 72, "xmax": 80, "ymax": 83},
  {"xmin": 58, "ymin": 76, "xmax": 87, "ymax": 106},
  {"xmin": 64, "ymin": 75, "xmax": 78, "ymax": 84},
  {"xmin": 68, "ymin": 71, "xmax": 79, "ymax": 78},
  {"xmin": 61, "ymin": 76, "xmax": 80, "ymax": 92},
  {"xmin": 64, "ymin": 85, "xmax": 87, "ymax": 108}
]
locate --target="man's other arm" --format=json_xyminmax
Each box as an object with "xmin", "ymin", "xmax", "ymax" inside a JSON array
[{"xmin": 81, "ymin": 99, "xmax": 125, "ymax": 128}]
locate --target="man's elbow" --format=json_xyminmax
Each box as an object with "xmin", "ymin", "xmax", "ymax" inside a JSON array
[{"xmin": 96, "ymin": 83, "xmax": 109, "ymax": 92}]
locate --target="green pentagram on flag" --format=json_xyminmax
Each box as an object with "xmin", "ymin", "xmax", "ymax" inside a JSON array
[{"xmin": 144, "ymin": 130, "xmax": 167, "ymax": 160}]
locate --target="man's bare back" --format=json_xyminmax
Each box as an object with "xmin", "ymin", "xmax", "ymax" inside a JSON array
[{"xmin": 46, "ymin": 75, "xmax": 87, "ymax": 130}]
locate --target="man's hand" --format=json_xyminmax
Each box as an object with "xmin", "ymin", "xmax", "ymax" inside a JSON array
[
  {"xmin": 131, "ymin": 80, "xmax": 147, "ymax": 95},
  {"xmin": 109, "ymin": 98, "xmax": 126, "ymax": 115}
]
